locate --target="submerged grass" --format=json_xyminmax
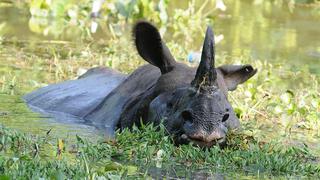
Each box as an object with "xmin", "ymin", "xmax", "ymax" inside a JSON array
[{"xmin": 1, "ymin": 124, "xmax": 319, "ymax": 179}]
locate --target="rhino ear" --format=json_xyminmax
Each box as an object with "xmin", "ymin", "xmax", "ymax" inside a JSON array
[
  {"xmin": 218, "ymin": 65, "xmax": 257, "ymax": 91},
  {"xmin": 133, "ymin": 21, "xmax": 175, "ymax": 74}
]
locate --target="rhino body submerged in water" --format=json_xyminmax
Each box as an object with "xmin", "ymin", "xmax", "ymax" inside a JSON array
[{"xmin": 24, "ymin": 21, "xmax": 257, "ymax": 147}]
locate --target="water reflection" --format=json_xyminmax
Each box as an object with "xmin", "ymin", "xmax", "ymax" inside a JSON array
[
  {"xmin": 146, "ymin": 166, "xmax": 225, "ymax": 179},
  {"xmin": 142, "ymin": 164, "xmax": 307, "ymax": 179},
  {"xmin": 216, "ymin": 0, "xmax": 320, "ymax": 74},
  {"xmin": 1, "ymin": 1, "xmax": 319, "ymax": 73}
]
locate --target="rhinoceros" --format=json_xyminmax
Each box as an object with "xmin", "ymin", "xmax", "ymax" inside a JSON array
[{"xmin": 24, "ymin": 21, "xmax": 257, "ymax": 147}]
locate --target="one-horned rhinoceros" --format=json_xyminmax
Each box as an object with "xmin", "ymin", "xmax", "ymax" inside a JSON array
[{"xmin": 24, "ymin": 21, "xmax": 257, "ymax": 147}]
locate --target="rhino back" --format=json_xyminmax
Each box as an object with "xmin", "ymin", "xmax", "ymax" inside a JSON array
[
  {"xmin": 84, "ymin": 65, "xmax": 160, "ymax": 133},
  {"xmin": 23, "ymin": 67, "xmax": 127, "ymax": 124}
]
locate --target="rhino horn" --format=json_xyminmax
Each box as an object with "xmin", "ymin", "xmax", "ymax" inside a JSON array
[{"xmin": 191, "ymin": 26, "xmax": 217, "ymax": 89}]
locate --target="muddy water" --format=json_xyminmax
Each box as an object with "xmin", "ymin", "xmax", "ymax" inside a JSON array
[{"xmin": 0, "ymin": 5, "xmax": 103, "ymax": 140}]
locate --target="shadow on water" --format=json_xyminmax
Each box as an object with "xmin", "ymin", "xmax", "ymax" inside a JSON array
[{"xmin": 0, "ymin": 0, "xmax": 320, "ymax": 178}]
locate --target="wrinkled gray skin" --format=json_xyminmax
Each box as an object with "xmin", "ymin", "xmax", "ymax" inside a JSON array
[{"xmin": 24, "ymin": 21, "xmax": 257, "ymax": 147}]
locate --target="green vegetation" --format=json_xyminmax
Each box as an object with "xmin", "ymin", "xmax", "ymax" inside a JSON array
[
  {"xmin": 1, "ymin": 124, "xmax": 319, "ymax": 179},
  {"xmin": 0, "ymin": 0, "xmax": 319, "ymax": 178}
]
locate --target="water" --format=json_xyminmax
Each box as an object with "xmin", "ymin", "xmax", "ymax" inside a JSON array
[
  {"xmin": 1, "ymin": 1, "xmax": 319, "ymax": 72},
  {"xmin": 0, "ymin": 0, "xmax": 319, "ymax": 177},
  {"xmin": 169, "ymin": 1, "xmax": 320, "ymax": 73},
  {"xmin": 216, "ymin": 1, "xmax": 320, "ymax": 74},
  {"xmin": 0, "ymin": 5, "xmax": 104, "ymax": 140}
]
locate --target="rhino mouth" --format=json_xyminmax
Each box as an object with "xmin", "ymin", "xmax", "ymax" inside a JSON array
[{"xmin": 176, "ymin": 134, "xmax": 226, "ymax": 148}]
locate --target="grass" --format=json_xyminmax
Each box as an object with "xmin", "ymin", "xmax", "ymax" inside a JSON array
[{"xmin": 0, "ymin": 124, "xmax": 319, "ymax": 179}]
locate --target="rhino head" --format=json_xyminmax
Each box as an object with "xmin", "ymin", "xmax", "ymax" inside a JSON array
[{"xmin": 120, "ymin": 21, "xmax": 257, "ymax": 148}]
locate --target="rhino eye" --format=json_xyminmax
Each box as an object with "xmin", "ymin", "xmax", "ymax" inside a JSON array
[
  {"xmin": 188, "ymin": 92, "xmax": 196, "ymax": 97},
  {"xmin": 222, "ymin": 114, "xmax": 229, "ymax": 122},
  {"xmin": 181, "ymin": 110, "xmax": 193, "ymax": 123}
]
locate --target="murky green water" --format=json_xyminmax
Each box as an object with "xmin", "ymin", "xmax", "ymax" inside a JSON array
[
  {"xmin": 214, "ymin": 1, "xmax": 320, "ymax": 74},
  {"xmin": 0, "ymin": 0, "xmax": 319, "ymax": 156},
  {"xmin": 2, "ymin": 1, "xmax": 320, "ymax": 70}
]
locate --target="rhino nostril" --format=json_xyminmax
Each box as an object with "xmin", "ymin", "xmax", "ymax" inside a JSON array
[
  {"xmin": 181, "ymin": 110, "xmax": 193, "ymax": 123},
  {"xmin": 222, "ymin": 114, "xmax": 229, "ymax": 122},
  {"xmin": 167, "ymin": 102, "xmax": 173, "ymax": 108}
]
